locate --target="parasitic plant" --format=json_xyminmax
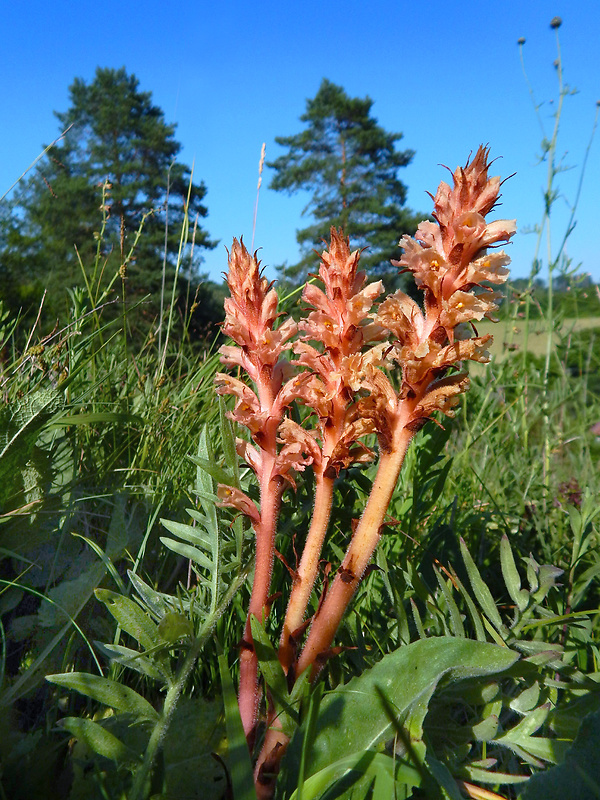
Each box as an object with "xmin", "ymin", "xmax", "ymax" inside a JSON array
[{"xmin": 216, "ymin": 145, "xmax": 515, "ymax": 796}]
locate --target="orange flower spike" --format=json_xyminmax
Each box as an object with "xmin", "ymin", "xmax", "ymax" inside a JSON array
[
  {"xmin": 278, "ymin": 229, "xmax": 383, "ymax": 673},
  {"xmin": 297, "ymin": 147, "xmax": 514, "ymax": 681},
  {"xmin": 217, "ymin": 239, "xmax": 303, "ymax": 745}
]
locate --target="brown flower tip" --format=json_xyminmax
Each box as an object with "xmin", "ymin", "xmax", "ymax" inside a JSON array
[
  {"xmin": 221, "ymin": 238, "xmax": 296, "ymax": 372},
  {"xmin": 550, "ymin": 16, "xmax": 562, "ymax": 29}
]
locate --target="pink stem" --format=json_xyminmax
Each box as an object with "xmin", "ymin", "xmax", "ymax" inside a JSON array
[
  {"xmin": 238, "ymin": 463, "xmax": 283, "ymax": 741},
  {"xmin": 296, "ymin": 413, "xmax": 415, "ymax": 679},
  {"xmin": 278, "ymin": 471, "xmax": 335, "ymax": 672}
]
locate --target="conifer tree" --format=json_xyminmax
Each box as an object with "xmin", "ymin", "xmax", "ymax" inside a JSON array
[
  {"xmin": 1, "ymin": 67, "xmax": 218, "ymax": 337},
  {"xmin": 269, "ymin": 79, "xmax": 421, "ymax": 288}
]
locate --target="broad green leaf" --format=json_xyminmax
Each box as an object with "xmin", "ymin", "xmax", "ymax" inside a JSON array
[
  {"xmin": 58, "ymin": 716, "xmax": 139, "ymax": 765},
  {"xmin": 160, "ymin": 518, "xmax": 214, "ymax": 552},
  {"xmin": 47, "ymin": 672, "xmax": 158, "ymax": 721},
  {"xmin": 283, "ymin": 637, "xmax": 518, "ymax": 789},
  {"xmin": 95, "ymin": 588, "xmax": 160, "ymax": 651},
  {"xmin": 289, "ymin": 751, "xmax": 421, "ymax": 800}
]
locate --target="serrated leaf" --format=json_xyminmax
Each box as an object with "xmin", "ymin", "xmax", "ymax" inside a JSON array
[
  {"xmin": 47, "ymin": 672, "xmax": 158, "ymax": 721},
  {"xmin": 58, "ymin": 716, "xmax": 139, "ymax": 765}
]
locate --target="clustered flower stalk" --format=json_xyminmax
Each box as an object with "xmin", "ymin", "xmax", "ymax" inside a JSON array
[{"xmin": 216, "ymin": 146, "xmax": 515, "ymax": 796}]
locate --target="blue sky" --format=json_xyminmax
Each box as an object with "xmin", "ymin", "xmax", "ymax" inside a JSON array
[{"xmin": 2, "ymin": 0, "xmax": 599, "ymax": 284}]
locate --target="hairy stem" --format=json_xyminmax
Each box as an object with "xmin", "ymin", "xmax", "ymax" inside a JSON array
[
  {"xmin": 239, "ymin": 458, "xmax": 283, "ymax": 741},
  {"xmin": 297, "ymin": 415, "xmax": 414, "ymax": 678},
  {"xmin": 279, "ymin": 471, "xmax": 335, "ymax": 672}
]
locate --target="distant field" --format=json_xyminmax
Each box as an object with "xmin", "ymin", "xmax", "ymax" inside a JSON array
[{"xmin": 475, "ymin": 316, "xmax": 600, "ymax": 360}]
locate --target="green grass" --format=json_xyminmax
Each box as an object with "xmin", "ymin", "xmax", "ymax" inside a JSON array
[{"xmin": 478, "ymin": 315, "xmax": 600, "ymax": 359}]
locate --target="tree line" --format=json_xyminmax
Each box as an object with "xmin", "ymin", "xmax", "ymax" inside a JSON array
[
  {"xmin": 1, "ymin": 68, "xmax": 596, "ymax": 352},
  {"xmin": 0, "ymin": 69, "xmax": 421, "ymax": 350}
]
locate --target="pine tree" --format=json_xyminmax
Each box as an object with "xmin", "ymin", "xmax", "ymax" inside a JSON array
[
  {"xmin": 1, "ymin": 67, "xmax": 218, "ymax": 337},
  {"xmin": 269, "ymin": 79, "xmax": 422, "ymax": 288}
]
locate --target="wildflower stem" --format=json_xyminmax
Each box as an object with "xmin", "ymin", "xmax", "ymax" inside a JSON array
[
  {"xmin": 279, "ymin": 472, "xmax": 335, "ymax": 671},
  {"xmin": 239, "ymin": 462, "xmax": 284, "ymax": 740},
  {"xmin": 297, "ymin": 416, "xmax": 414, "ymax": 678}
]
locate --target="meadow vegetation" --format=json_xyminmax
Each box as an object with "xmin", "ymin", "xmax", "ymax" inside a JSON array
[{"xmin": 1, "ymin": 18, "xmax": 599, "ymax": 800}]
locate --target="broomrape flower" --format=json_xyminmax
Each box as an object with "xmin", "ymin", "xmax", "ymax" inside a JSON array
[
  {"xmin": 296, "ymin": 146, "xmax": 515, "ymax": 678},
  {"xmin": 216, "ymin": 147, "xmax": 514, "ymax": 798}
]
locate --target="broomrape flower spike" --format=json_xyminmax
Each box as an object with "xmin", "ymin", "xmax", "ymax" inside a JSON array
[
  {"xmin": 217, "ymin": 148, "xmax": 514, "ymax": 797},
  {"xmin": 215, "ymin": 239, "xmax": 305, "ymax": 744}
]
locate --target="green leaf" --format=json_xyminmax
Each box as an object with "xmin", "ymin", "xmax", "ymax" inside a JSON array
[
  {"xmin": 159, "ymin": 536, "xmax": 214, "ymax": 571},
  {"xmin": 94, "ymin": 642, "xmax": 166, "ymax": 681},
  {"xmin": 500, "ymin": 534, "xmax": 530, "ymax": 612},
  {"xmin": 95, "ymin": 588, "xmax": 160, "ymax": 651},
  {"xmin": 250, "ymin": 616, "xmax": 288, "ymax": 704},
  {"xmin": 160, "ymin": 518, "xmax": 213, "ymax": 550},
  {"xmin": 250, "ymin": 616, "xmax": 302, "ymax": 737},
  {"xmin": 58, "ymin": 716, "xmax": 139, "ymax": 765},
  {"xmin": 219, "ymin": 397, "xmax": 240, "ymax": 487},
  {"xmin": 519, "ymin": 710, "xmax": 600, "ymax": 800},
  {"xmin": 158, "ymin": 612, "xmax": 194, "ymax": 643},
  {"xmin": 47, "ymin": 672, "xmax": 159, "ymax": 721},
  {"xmin": 189, "ymin": 455, "xmax": 235, "ymax": 490},
  {"xmin": 433, "ymin": 566, "xmax": 465, "ymax": 637},
  {"xmin": 282, "ymin": 637, "xmax": 518, "ymax": 790},
  {"xmin": 460, "ymin": 538, "xmax": 506, "ymax": 634},
  {"xmin": 289, "ymin": 751, "xmax": 421, "ymax": 800},
  {"xmin": 128, "ymin": 571, "xmax": 171, "ymax": 621}
]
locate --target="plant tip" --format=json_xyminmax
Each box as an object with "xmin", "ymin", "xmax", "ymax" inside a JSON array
[
  {"xmin": 549, "ymin": 16, "xmax": 562, "ymax": 29},
  {"xmin": 517, "ymin": 37, "xmax": 526, "ymax": 45}
]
